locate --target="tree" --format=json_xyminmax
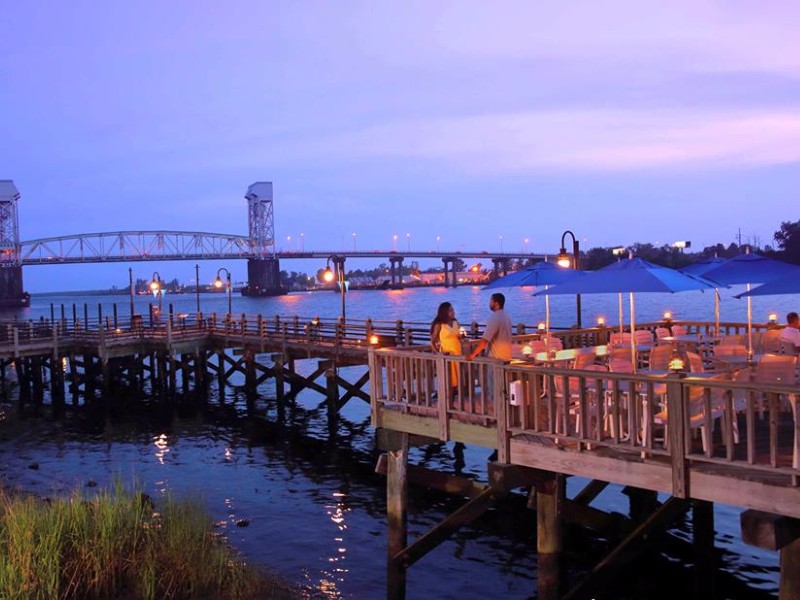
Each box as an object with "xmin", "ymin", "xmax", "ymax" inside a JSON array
[{"xmin": 774, "ymin": 220, "xmax": 800, "ymax": 264}]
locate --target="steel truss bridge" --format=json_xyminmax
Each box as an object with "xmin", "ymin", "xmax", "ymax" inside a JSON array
[{"xmin": 16, "ymin": 231, "xmax": 545, "ymax": 265}]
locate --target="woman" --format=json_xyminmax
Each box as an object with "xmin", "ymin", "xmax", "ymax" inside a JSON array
[{"xmin": 430, "ymin": 302, "xmax": 463, "ymax": 391}]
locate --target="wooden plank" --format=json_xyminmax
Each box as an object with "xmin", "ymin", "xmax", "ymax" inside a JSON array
[
  {"xmin": 488, "ymin": 463, "xmax": 550, "ymax": 494},
  {"xmin": 394, "ymin": 488, "xmax": 495, "ymax": 569},
  {"xmin": 667, "ymin": 377, "xmax": 689, "ymax": 498},
  {"xmin": 375, "ymin": 453, "xmax": 487, "ymax": 498},
  {"xmin": 780, "ymin": 538, "xmax": 800, "ymax": 600},
  {"xmin": 741, "ymin": 510, "xmax": 800, "ymax": 551},
  {"xmin": 563, "ymin": 497, "xmax": 689, "ymax": 600},
  {"xmin": 510, "ymin": 440, "xmax": 674, "ymax": 493},
  {"xmin": 573, "ymin": 479, "xmax": 609, "ymax": 506}
]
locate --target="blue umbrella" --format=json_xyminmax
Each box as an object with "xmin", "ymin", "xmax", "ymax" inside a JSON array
[
  {"xmin": 698, "ymin": 252, "xmax": 800, "ymax": 354},
  {"xmin": 537, "ymin": 258, "xmax": 717, "ymax": 369},
  {"xmin": 680, "ymin": 257, "xmax": 727, "ymax": 333},
  {"xmin": 734, "ymin": 273, "xmax": 800, "ymax": 298},
  {"xmin": 484, "ymin": 261, "xmax": 585, "ymax": 334}
]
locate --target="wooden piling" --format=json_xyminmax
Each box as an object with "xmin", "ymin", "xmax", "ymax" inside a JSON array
[
  {"xmin": 537, "ymin": 472, "xmax": 564, "ymax": 600},
  {"xmin": 692, "ymin": 499, "xmax": 716, "ymax": 598},
  {"xmin": 386, "ymin": 431, "xmax": 409, "ymax": 600}
]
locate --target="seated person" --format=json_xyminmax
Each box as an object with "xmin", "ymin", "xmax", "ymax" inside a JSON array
[{"xmin": 779, "ymin": 311, "xmax": 800, "ymax": 352}]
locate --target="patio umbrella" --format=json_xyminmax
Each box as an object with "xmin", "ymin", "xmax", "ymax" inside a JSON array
[
  {"xmin": 484, "ymin": 261, "xmax": 584, "ymax": 334},
  {"xmin": 735, "ymin": 273, "xmax": 800, "ymax": 298},
  {"xmin": 696, "ymin": 252, "xmax": 800, "ymax": 356},
  {"xmin": 535, "ymin": 258, "xmax": 717, "ymax": 371},
  {"xmin": 680, "ymin": 257, "xmax": 727, "ymax": 334}
]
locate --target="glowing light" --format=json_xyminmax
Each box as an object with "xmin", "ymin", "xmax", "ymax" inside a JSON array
[
  {"xmin": 668, "ymin": 357, "xmax": 685, "ymax": 373},
  {"xmin": 663, "ymin": 311, "xmax": 672, "ymax": 320},
  {"xmin": 537, "ymin": 322, "xmax": 546, "ymax": 331},
  {"xmin": 369, "ymin": 334, "xmax": 380, "ymax": 345},
  {"xmin": 522, "ymin": 344, "xmax": 532, "ymax": 356},
  {"xmin": 596, "ymin": 316, "xmax": 605, "ymax": 326},
  {"xmin": 768, "ymin": 312, "xmax": 778, "ymax": 324}
]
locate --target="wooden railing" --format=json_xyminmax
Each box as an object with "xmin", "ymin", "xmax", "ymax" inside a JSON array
[{"xmin": 368, "ymin": 348, "xmax": 800, "ymax": 485}]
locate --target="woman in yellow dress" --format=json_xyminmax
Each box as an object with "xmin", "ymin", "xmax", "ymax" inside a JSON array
[{"xmin": 430, "ymin": 302, "xmax": 463, "ymax": 392}]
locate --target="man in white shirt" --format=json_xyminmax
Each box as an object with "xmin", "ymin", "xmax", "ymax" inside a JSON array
[
  {"xmin": 779, "ymin": 312, "xmax": 800, "ymax": 352},
  {"xmin": 467, "ymin": 293, "xmax": 513, "ymax": 361}
]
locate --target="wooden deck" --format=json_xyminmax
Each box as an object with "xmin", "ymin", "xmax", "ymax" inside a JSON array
[{"xmin": 368, "ymin": 345, "xmax": 800, "ymax": 520}]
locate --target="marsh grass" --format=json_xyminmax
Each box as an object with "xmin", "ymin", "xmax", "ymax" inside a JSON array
[{"xmin": 0, "ymin": 482, "xmax": 294, "ymax": 599}]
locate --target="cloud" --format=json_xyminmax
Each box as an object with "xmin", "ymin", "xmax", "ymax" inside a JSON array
[{"xmin": 230, "ymin": 107, "xmax": 800, "ymax": 174}]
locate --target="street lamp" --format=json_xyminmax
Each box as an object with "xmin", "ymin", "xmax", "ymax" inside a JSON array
[
  {"xmin": 323, "ymin": 255, "xmax": 346, "ymax": 320},
  {"xmin": 499, "ymin": 235, "xmax": 504, "ymax": 252},
  {"xmin": 436, "ymin": 235, "xmax": 441, "ymax": 252},
  {"xmin": 406, "ymin": 233, "xmax": 411, "ymax": 252},
  {"xmin": 557, "ymin": 230, "xmax": 582, "ymax": 328},
  {"xmin": 214, "ymin": 267, "xmax": 232, "ymax": 315},
  {"xmin": 392, "ymin": 234, "xmax": 398, "ymax": 251},
  {"xmin": 150, "ymin": 271, "xmax": 163, "ymax": 319}
]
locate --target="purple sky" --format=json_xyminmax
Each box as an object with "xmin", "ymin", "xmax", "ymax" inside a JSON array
[{"xmin": 2, "ymin": 1, "xmax": 799, "ymax": 291}]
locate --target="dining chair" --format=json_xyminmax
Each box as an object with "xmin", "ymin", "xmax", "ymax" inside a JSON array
[
  {"xmin": 647, "ymin": 344, "xmax": 673, "ymax": 371},
  {"xmin": 573, "ymin": 351, "xmax": 597, "ymax": 370},
  {"xmin": 634, "ymin": 329, "xmax": 655, "ymax": 347},
  {"xmin": 760, "ymin": 330, "xmax": 784, "ymax": 354},
  {"xmin": 671, "ymin": 325, "xmax": 688, "ymax": 336},
  {"xmin": 655, "ymin": 327, "xmax": 671, "ymax": 343},
  {"xmin": 718, "ymin": 334, "xmax": 743, "ymax": 346},
  {"xmin": 711, "ymin": 344, "xmax": 748, "ymax": 372},
  {"xmin": 542, "ymin": 336, "xmax": 563, "ymax": 351}
]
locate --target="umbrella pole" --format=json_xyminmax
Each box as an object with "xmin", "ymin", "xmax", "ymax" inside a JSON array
[
  {"xmin": 747, "ymin": 284, "xmax": 753, "ymax": 360},
  {"xmin": 715, "ymin": 289, "xmax": 720, "ymax": 335},
  {"xmin": 630, "ymin": 292, "xmax": 636, "ymax": 373},
  {"xmin": 545, "ymin": 285, "xmax": 550, "ymax": 337},
  {"xmin": 618, "ymin": 293, "xmax": 624, "ymax": 335}
]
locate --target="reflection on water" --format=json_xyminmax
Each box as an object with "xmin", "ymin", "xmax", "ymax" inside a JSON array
[{"xmin": 0, "ymin": 288, "xmax": 787, "ymax": 598}]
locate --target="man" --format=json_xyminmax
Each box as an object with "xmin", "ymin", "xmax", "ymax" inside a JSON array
[
  {"xmin": 467, "ymin": 292, "xmax": 513, "ymax": 361},
  {"xmin": 779, "ymin": 311, "xmax": 800, "ymax": 351}
]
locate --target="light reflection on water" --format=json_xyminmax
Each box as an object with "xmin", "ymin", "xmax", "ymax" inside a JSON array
[{"xmin": 0, "ymin": 287, "xmax": 788, "ymax": 597}]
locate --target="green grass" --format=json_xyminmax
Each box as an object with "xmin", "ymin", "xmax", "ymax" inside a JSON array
[{"xmin": 0, "ymin": 482, "xmax": 295, "ymax": 599}]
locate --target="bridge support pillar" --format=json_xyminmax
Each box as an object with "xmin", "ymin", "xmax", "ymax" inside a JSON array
[
  {"xmin": 491, "ymin": 257, "xmax": 510, "ymax": 282},
  {"xmin": 0, "ymin": 266, "xmax": 30, "ymax": 308},
  {"xmin": 243, "ymin": 258, "xmax": 285, "ymax": 297},
  {"xmin": 389, "ymin": 257, "xmax": 404, "ymax": 289},
  {"xmin": 442, "ymin": 258, "xmax": 458, "ymax": 288}
]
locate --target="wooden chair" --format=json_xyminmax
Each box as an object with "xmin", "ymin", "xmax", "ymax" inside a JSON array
[
  {"xmin": 711, "ymin": 344, "xmax": 747, "ymax": 372},
  {"xmin": 647, "ymin": 344, "xmax": 673, "ymax": 371},
  {"xmin": 671, "ymin": 325, "xmax": 688, "ymax": 336},
  {"xmin": 634, "ymin": 329, "xmax": 655, "ymax": 347},
  {"xmin": 719, "ymin": 334, "xmax": 742, "ymax": 346},
  {"xmin": 655, "ymin": 327, "xmax": 671, "ymax": 343},
  {"xmin": 760, "ymin": 330, "xmax": 784, "ymax": 354},
  {"xmin": 573, "ymin": 351, "xmax": 597, "ymax": 370}
]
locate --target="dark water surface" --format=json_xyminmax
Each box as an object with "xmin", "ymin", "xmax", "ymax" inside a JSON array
[{"xmin": 0, "ymin": 286, "xmax": 788, "ymax": 598}]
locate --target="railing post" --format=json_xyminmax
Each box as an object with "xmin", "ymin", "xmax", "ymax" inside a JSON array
[
  {"xmin": 667, "ymin": 373, "xmax": 689, "ymax": 498},
  {"xmin": 496, "ymin": 364, "xmax": 510, "ymax": 463},
  {"xmin": 395, "ymin": 320, "xmax": 403, "ymax": 346}
]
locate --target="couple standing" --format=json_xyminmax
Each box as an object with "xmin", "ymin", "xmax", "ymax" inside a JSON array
[{"xmin": 429, "ymin": 292, "xmax": 512, "ymax": 362}]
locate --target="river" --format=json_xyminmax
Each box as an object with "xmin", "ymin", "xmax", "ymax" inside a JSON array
[{"xmin": 0, "ymin": 284, "xmax": 791, "ymax": 598}]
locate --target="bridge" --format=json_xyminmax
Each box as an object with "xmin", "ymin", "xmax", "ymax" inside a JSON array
[{"xmin": 0, "ymin": 180, "xmax": 545, "ymax": 307}]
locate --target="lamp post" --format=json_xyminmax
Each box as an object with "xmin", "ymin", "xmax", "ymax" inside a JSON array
[
  {"xmin": 557, "ymin": 230, "xmax": 582, "ymax": 328},
  {"xmin": 352, "ymin": 232, "xmax": 357, "ymax": 251},
  {"xmin": 323, "ymin": 256, "xmax": 346, "ymax": 320},
  {"xmin": 149, "ymin": 271, "xmax": 163, "ymax": 319},
  {"xmin": 195, "ymin": 264, "xmax": 201, "ymax": 313},
  {"xmin": 214, "ymin": 267, "xmax": 232, "ymax": 315},
  {"xmin": 129, "ymin": 267, "xmax": 135, "ymax": 318},
  {"xmin": 406, "ymin": 233, "xmax": 411, "ymax": 252}
]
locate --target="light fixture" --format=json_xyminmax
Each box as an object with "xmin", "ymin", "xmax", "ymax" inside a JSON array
[
  {"xmin": 537, "ymin": 322, "xmax": 546, "ymax": 331},
  {"xmin": 369, "ymin": 334, "xmax": 380, "ymax": 346},
  {"xmin": 663, "ymin": 311, "xmax": 672, "ymax": 321},
  {"xmin": 768, "ymin": 312, "xmax": 778, "ymax": 324},
  {"xmin": 214, "ymin": 267, "xmax": 232, "ymax": 314},
  {"xmin": 522, "ymin": 344, "xmax": 533, "ymax": 357},
  {"xmin": 596, "ymin": 316, "xmax": 606, "ymax": 326},
  {"xmin": 557, "ymin": 230, "xmax": 582, "ymax": 328},
  {"xmin": 323, "ymin": 256, "xmax": 347, "ymax": 320},
  {"xmin": 668, "ymin": 356, "xmax": 686, "ymax": 373}
]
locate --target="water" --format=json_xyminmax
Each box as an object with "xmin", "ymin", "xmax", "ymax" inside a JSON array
[{"xmin": 0, "ymin": 285, "xmax": 788, "ymax": 598}]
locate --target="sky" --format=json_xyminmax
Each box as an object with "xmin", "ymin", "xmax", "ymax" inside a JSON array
[{"xmin": 1, "ymin": 1, "xmax": 799, "ymax": 291}]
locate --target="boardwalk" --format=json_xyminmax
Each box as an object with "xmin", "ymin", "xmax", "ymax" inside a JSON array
[{"xmin": 367, "ymin": 322, "xmax": 800, "ymax": 599}]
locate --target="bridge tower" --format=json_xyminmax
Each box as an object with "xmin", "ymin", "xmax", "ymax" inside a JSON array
[
  {"xmin": 242, "ymin": 182, "xmax": 284, "ymax": 297},
  {"xmin": 0, "ymin": 180, "xmax": 29, "ymax": 308}
]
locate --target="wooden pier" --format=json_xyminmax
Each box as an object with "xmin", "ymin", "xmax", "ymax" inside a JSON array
[
  {"xmin": 3, "ymin": 309, "xmax": 797, "ymax": 598},
  {"xmin": 368, "ymin": 321, "xmax": 800, "ymax": 599}
]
